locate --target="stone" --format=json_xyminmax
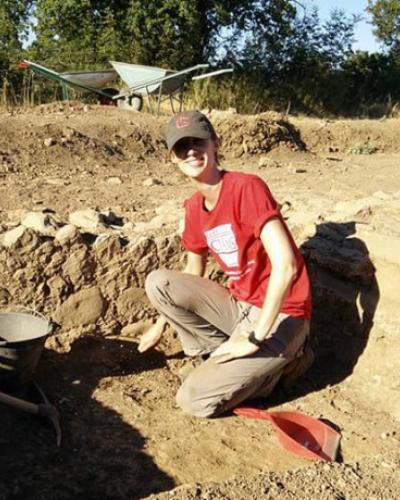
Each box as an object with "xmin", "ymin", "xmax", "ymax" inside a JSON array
[
  {"xmin": 47, "ymin": 275, "xmax": 70, "ymax": 301},
  {"xmin": 44, "ymin": 137, "xmax": 56, "ymax": 147},
  {"xmin": 46, "ymin": 178, "xmax": 65, "ymax": 186},
  {"xmin": 143, "ymin": 177, "xmax": 163, "ymax": 187},
  {"xmin": 258, "ymin": 157, "xmax": 282, "ymax": 169},
  {"xmin": 150, "ymin": 213, "xmax": 181, "ymax": 227},
  {"xmin": 53, "ymin": 286, "xmax": 107, "ymax": 328},
  {"xmin": 132, "ymin": 221, "xmax": 155, "ymax": 233},
  {"xmin": 55, "ymin": 224, "xmax": 81, "ymax": 244},
  {"xmin": 373, "ymin": 190, "xmax": 392, "ymax": 200},
  {"xmin": 63, "ymin": 246, "xmax": 95, "ymax": 287},
  {"xmin": 0, "ymin": 287, "xmax": 10, "ymax": 305},
  {"xmin": 2, "ymin": 225, "xmax": 28, "ymax": 247},
  {"xmin": 155, "ymin": 200, "xmax": 183, "ymax": 216},
  {"xmin": 100, "ymin": 210, "xmax": 124, "ymax": 226},
  {"xmin": 333, "ymin": 197, "xmax": 383, "ymax": 218},
  {"xmin": 21, "ymin": 211, "xmax": 60, "ymax": 237},
  {"xmin": 120, "ymin": 320, "xmax": 153, "ymax": 338},
  {"xmin": 69, "ymin": 209, "xmax": 107, "ymax": 233},
  {"xmin": 122, "ymin": 222, "xmax": 135, "ymax": 235},
  {"xmin": 106, "ymin": 176, "xmax": 122, "ymax": 185},
  {"xmin": 132, "ymin": 212, "xmax": 182, "ymax": 234},
  {"xmin": 93, "ymin": 234, "xmax": 124, "ymax": 260},
  {"xmin": 116, "ymin": 287, "xmax": 147, "ymax": 320}
]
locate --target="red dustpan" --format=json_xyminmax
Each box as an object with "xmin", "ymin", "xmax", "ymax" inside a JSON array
[{"xmin": 234, "ymin": 407, "xmax": 341, "ymax": 462}]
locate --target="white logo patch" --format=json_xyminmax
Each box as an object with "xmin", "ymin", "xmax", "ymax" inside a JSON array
[{"xmin": 205, "ymin": 224, "xmax": 239, "ymax": 267}]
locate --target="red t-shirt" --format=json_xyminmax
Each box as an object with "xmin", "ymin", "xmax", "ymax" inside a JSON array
[{"xmin": 181, "ymin": 171, "xmax": 311, "ymax": 318}]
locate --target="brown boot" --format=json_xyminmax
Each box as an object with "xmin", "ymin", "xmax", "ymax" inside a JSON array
[{"xmin": 281, "ymin": 344, "xmax": 315, "ymax": 389}]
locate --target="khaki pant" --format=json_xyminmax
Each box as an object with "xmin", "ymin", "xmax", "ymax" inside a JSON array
[{"xmin": 145, "ymin": 269, "xmax": 309, "ymax": 418}]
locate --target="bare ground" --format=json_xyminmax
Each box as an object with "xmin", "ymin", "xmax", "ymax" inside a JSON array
[{"xmin": 0, "ymin": 104, "xmax": 399, "ymax": 499}]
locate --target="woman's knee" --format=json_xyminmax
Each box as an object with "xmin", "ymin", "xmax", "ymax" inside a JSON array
[
  {"xmin": 145, "ymin": 269, "xmax": 171, "ymax": 300},
  {"xmin": 176, "ymin": 381, "xmax": 220, "ymax": 418}
]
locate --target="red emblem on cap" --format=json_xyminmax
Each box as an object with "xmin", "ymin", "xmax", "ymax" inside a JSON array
[{"xmin": 176, "ymin": 113, "xmax": 191, "ymax": 128}]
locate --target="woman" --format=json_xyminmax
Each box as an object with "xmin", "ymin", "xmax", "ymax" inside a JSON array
[{"xmin": 138, "ymin": 110, "xmax": 312, "ymax": 418}]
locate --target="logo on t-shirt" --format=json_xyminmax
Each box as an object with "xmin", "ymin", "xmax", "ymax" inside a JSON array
[{"xmin": 205, "ymin": 224, "xmax": 239, "ymax": 267}]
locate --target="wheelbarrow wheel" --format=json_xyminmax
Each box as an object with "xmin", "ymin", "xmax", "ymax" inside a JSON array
[
  {"xmin": 117, "ymin": 94, "xmax": 143, "ymax": 112},
  {"xmin": 98, "ymin": 87, "xmax": 119, "ymax": 106}
]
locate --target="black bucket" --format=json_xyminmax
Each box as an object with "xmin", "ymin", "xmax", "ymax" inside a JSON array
[{"xmin": 0, "ymin": 311, "xmax": 52, "ymax": 391}]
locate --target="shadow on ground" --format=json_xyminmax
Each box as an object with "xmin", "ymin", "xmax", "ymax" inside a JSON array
[
  {"xmin": 0, "ymin": 336, "xmax": 175, "ymax": 500},
  {"xmin": 269, "ymin": 221, "xmax": 380, "ymax": 406}
]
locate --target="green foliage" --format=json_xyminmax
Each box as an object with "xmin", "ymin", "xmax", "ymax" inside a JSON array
[
  {"xmin": 126, "ymin": 0, "xmax": 208, "ymax": 68},
  {"xmin": 342, "ymin": 51, "xmax": 400, "ymax": 108},
  {"xmin": 272, "ymin": 8, "xmax": 357, "ymax": 114},
  {"xmin": 126, "ymin": 1, "xmax": 296, "ymax": 69},
  {"xmin": 2, "ymin": 0, "xmax": 400, "ymax": 114},
  {"xmin": 29, "ymin": 0, "xmax": 132, "ymax": 69},
  {"xmin": 348, "ymin": 142, "xmax": 378, "ymax": 154},
  {"xmin": 208, "ymin": 7, "xmax": 358, "ymax": 115},
  {"xmin": 368, "ymin": 0, "xmax": 400, "ymax": 53},
  {"xmin": 0, "ymin": 1, "xmax": 33, "ymax": 105},
  {"xmin": 0, "ymin": 0, "xmax": 32, "ymax": 67}
]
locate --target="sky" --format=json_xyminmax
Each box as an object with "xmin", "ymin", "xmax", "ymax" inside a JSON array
[{"xmin": 302, "ymin": 0, "xmax": 381, "ymax": 52}]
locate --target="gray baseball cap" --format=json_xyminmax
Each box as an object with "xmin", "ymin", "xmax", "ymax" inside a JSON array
[{"xmin": 166, "ymin": 110, "xmax": 217, "ymax": 151}]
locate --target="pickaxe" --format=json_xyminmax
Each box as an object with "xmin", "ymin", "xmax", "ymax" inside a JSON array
[{"xmin": 0, "ymin": 383, "xmax": 62, "ymax": 446}]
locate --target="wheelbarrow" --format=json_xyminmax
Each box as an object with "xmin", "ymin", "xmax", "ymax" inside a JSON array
[
  {"xmin": 0, "ymin": 309, "xmax": 61, "ymax": 446},
  {"xmin": 18, "ymin": 60, "xmax": 120, "ymax": 106},
  {"xmin": 19, "ymin": 59, "xmax": 233, "ymax": 114},
  {"xmin": 111, "ymin": 61, "xmax": 233, "ymax": 114}
]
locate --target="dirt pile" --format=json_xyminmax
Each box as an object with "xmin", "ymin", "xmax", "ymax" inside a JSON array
[
  {"xmin": 0, "ymin": 206, "xmax": 184, "ymax": 347},
  {"xmin": 0, "ymin": 105, "xmax": 167, "ymax": 179},
  {"xmin": 291, "ymin": 116, "xmax": 400, "ymax": 153},
  {"xmin": 210, "ymin": 110, "xmax": 305, "ymax": 156},
  {"xmin": 0, "ymin": 105, "xmax": 305, "ymax": 178}
]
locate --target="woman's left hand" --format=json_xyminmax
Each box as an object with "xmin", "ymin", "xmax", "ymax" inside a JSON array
[{"xmin": 210, "ymin": 335, "xmax": 260, "ymax": 363}]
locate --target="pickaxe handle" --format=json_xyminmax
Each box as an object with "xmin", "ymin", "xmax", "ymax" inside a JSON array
[
  {"xmin": 0, "ymin": 390, "xmax": 40, "ymax": 414},
  {"xmin": 0, "ymin": 390, "xmax": 62, "ymax": 446}
]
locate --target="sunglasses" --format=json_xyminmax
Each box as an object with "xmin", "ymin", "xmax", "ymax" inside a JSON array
[{"xmin": 172, "ymin": 137, "xmax": 209, "ymax": 159}]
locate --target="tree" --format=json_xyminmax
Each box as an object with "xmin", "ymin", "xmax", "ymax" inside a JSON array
[
  {"xmin": 30, "ymin": 0, "xmax": 133, "ymax": 69},
  {"xmin": 0, "ymin": 1, "xmax": 33, "ymax": 103},
  {"xmin": 219, "ymin": 6, "xmax": 356, "ymax": 114},
  {"xmin": 342, "ymin": 51, "xmax": 400, "ymax": 106},
  {"xmin": 125, "ymin": 1, "xmax": 298, "ymax": 69},
  {"xmin": 0, "ymin": 0, "xmax": 32, "ymax": 68},
  {"xmin": 368, "ymin": 0, "xmax": 400, "ymax": 53},
  {"xmin": 29, "ymin": 0, "xmax": 298, "ymax": 70}
]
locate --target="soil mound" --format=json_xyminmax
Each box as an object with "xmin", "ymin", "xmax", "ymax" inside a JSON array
[
  {"xmin": 210, "ymin": 110, "xmax": 305, "ymax": 156},
  {"xmin": 291, "ymin": 116, "xmax": 400, "ymax": 153},
  {"xmin": 0, "ymin": 105, "xmax": 305, "ymax": 178}
]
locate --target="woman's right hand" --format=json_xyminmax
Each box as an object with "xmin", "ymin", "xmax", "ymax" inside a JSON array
[{"xmin": 138, "ymin": 321, "xmax": 165, "ymax": 353}]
